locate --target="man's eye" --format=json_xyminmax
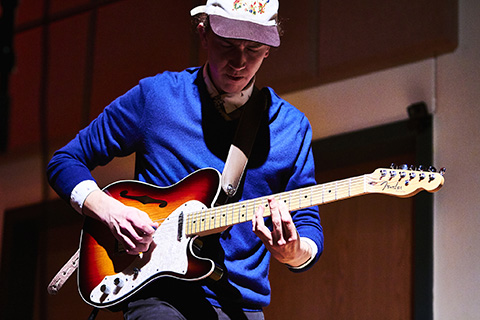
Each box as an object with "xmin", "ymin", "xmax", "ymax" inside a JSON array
[
  {"xmin": 248, "ymin": 47, "xmax": 262, "ymax": 52},
  {"xmin": 219, "ymin": 41, "xmax": 232, "ymax": 48}
]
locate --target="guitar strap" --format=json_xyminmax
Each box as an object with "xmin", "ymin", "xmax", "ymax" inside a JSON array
[
  {"xmin": 47, "ymin": 87, "xmax": 270, "ymax": 296},
  {"xmin": 216, "ymin": 86, "xmax": 270, "ymax": 205},
  {"xmin": 47, "ymin": 247, "xmax": 79, "ymax": 295}
]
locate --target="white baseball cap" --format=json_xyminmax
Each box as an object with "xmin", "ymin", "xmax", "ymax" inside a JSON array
[{"xmin": 191, "ymin": 0, "xmax": 280, "ymax": 47}]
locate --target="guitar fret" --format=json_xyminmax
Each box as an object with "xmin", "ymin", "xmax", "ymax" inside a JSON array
[
  {"xmin": 208, "ymin": 207, "xmax": 212, "ymax": 231},
  {"xmin": 290, "ymin": 190, "xmax": 296, "ymax": 211},
  {"xmin": 348, "ymin": 178, "xmax": 351, "ymax": 197},
  {"xmin": 311, "ymin": 187, "xmax": 316, "ymax": 205},
  {"xmin": 239, "ymin": 204, "xmax": 244, "ymax": 223},
  {"xmin": 184, "ymin": 168, "xmax": 442, "ymax": 237},
  {"xmin": 221, "ymin": 205, "xmax": 227, "ymax": 227},
  {"xmin": 189, "ymin": 213, "xmax": 193, "ymax": 234},
  {"xmin": 284, "ymin": 193, "xmax": 290, "ymax": 210},
  {"xmin": 250, "ymin": 199, "xmax": 255, "ymax": 222},
  {"xmin": 195, "ymin": 210, "xmax": 199, "ymax": 233},
  {"xmin": 321, "ymin": 184, "xmax": 325, "ymax": 203},
  {"xmin": 190, "ymin": 212, "xmax": 193, "ymax": 234},
  {"xmin": 288, "ymin": 192, "xmax": 292, "ymax": 211},
  {"xmin": 245, "ymin": 203, "xmax": 249, "ymax": 222},
  {"xmin": 323, "ymin": 182, "xmax": 336, "ymax": 203},
  {"xmin": 194, "ymin": 210, "xmax": 199, "ymax": 233},
  {"xmin": 247, "ymin": 200, "xmax": 254, "ymax": 221},
  {"xmin": 235, "ymin": 204, "xmax": 238, "ymax": 223},
  {"xmin": 227, "ymin": 204, "xmax": 231, "ymax": 226},
  {"xmin": 337, "ymin": 180, "xmax": 344, "ymax": 200},
  {"xmin": 363, "ymin": 174, "xmax": 367, "ymax": 194},
  {"xmin": 240, "ymin": 204, "xmax": 244, "ymax": 223},
  {"xmin": 224, "ymin": 205, "xmax": 228, "ymax": 227},
  {"xmin": 197, "ymin": 210, "xmax": 201, "ymax": 233},
  {"xmin": 214, "ymin": 207, "xmax": 218, "ymax": 229}
]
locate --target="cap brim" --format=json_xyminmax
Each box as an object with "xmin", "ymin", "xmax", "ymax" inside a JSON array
[{"xmin": 209, "ymin": 15, "xmax": 280, "ymax": 47}]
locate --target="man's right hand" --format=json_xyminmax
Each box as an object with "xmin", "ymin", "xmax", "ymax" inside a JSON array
[{"xmin": 82, "ymin": 190, "xmax": 159, "ymax": 255}]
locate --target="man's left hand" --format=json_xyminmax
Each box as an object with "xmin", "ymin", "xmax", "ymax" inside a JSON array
[{"xmin": 252, "ymin": 196, "xmax": 312, "ymax": 267}]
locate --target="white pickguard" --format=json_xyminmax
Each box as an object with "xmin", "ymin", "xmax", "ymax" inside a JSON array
[{"xmin": 88, "ymin": 200, "xmax": 209, "ymax": 306}]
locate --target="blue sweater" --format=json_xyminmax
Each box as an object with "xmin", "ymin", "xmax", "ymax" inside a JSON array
[{"xmin": 47, "ymin": 67, "xmax": 323, "ymax": 310}]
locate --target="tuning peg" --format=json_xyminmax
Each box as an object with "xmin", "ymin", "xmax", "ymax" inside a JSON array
[
  {"xmin": 399, "ymin": 164, "xmax": 409, "ymax": 170},
  {"xmin": 417, "ymin": 165, "xmax": 424, "ymax": 171},
  {"xmin": 428, "ymin": 166, "xmax": 437, "ymax": 172},
  {"xmin": 390, "ymin": 163, "xmax": 396, "ymax": 169},
  {"xmin": 389, "ymin": 170, "xmax": 397, "ymax": 178},
  {"xmin": 439, "ymin": 167, "xmax": 447, "ymax": 176}
]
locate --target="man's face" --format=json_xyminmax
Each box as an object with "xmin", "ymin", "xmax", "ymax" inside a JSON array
[{"xmin": 199, "ymin": 24, "xmax": 270, "ymax": 94}]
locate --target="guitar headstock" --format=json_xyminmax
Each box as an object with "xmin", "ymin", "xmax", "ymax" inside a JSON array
[{"xmin": 365, "ymin": 165, "xmax": 445, "ymax": 197}]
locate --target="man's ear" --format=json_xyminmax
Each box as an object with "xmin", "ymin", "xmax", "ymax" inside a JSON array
[
  {"xmin": 264, "ymin": 48, "xmax": 270, "ymax": 58},
  {"xmin": 197, "ymin": 23, "xmax": 208, "ymax": 49}
]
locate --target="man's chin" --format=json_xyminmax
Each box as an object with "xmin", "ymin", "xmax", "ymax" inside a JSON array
[{"xmin": 221, "ymin": 78, "xmax": 249, "ymax": 94}]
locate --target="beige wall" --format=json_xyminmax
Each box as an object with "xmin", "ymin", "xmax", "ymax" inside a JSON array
[
  {"xmin": 285, "ymin": 0, "xmax": 480, "ymax": 318},
  {"xmin": 1, "ymin": 0, "xmax": 478, "ymax": 318},
  {"xmin": 434, "ymin": 0, "xmax": 480, "ymax": 318}
]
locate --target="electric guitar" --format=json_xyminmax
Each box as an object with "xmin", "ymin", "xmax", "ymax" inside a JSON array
[{"xmin": 78, "ymin": 166, "xmax": 445, "ymax": 308}]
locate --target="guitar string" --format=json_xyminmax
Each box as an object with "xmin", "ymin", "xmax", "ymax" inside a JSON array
[
  {"xmin": 183, "ymin": 171, "xmax": 427, "ymax": 233},
  {"xmin": 132, "ymin": 178, "xmax": 361, "ymax": 236},
  {"xmin": 148, "ymin": 172, "xmax": 428, "ymax": 235},
  {"xmin": 182, "ymin": 176, "xmax": 370, "ymax": 234},
  {"xmin": 164, "ymin": 177, "xmax": 363, "ymax": 232},
  {"xmin": 183, "ymin": 176, "xmax": 369, "ymax": 234}
]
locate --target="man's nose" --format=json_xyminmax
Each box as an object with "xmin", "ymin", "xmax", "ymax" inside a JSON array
[{"xmin": 228, "ymin": 49, "xmax": 247, "ymax": 71}]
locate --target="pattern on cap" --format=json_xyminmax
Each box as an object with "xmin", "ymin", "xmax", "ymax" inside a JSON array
[{"xmin": 233, "ymin": 0, "xmax": 270, "ymax": 15}]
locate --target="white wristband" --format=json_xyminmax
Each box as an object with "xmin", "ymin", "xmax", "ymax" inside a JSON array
[
  {"xmin": 70, "ymin": 180, "xmax": 101, "ymax": 214},
  {"xmin": 286, "ymin": 237, "xmax": 318, "ymax": 270}
]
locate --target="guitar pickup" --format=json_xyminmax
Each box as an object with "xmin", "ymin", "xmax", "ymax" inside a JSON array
[{"xmin": 178, "ymin": 212, "xmax": 184, "ymax": 241}]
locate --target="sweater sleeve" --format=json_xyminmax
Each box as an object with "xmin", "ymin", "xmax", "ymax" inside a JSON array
[
  {"xmin": 285, "ymin": 115, "xmax": 324, "ymax": 272},
  {"xmin": 47, "ymin": 83, "xmax": 145, "ymax": 202}
]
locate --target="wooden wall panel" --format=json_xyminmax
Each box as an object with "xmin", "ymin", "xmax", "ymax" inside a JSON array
[
  {"xmin": 15, "ymin": 0, "xmax": 44, "ymax": 26},
  {"xmin": 317, "ymin": 0, "xmax": 458, "ymax": 84},
  {"xmin": 265, "ymin": 144, "xmax": 416, "ymax": 319},
  {"xmin": 90, "ymin": 1, "xmax": 193, "ymax": 119},
  {"xmin": 7, "ymin": 0, "xmax": 457, "ymax": 153},
  {"xmin": 49, "ymin": 0, "xmax": 91, "ymax": 16},
  {"xmin": 257, "ymin": 0, "xmax": 319, "ymax": 90},
  {"xmin": 265, "ymin": 116, "xmax": 434, "ymax": 319},
  {"xmin": 46, "ymin": 14, "xmax": 89, "ymax": 145},
  {"xmin": 9, "ymin": 28, "xmax": 43, "ymax": 150},
  {"xmin": 258, "ymin": 0, "xmax": 458, "ymax": 93}
]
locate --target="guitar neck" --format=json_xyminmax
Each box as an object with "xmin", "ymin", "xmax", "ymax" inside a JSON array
[
  {"xmin": 185, "ymin": 166, "xmax": 445, "ymax": 236},
  {"xmin": 185, "ymin": 174, "xmax": 367, "ymax": 236}
]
